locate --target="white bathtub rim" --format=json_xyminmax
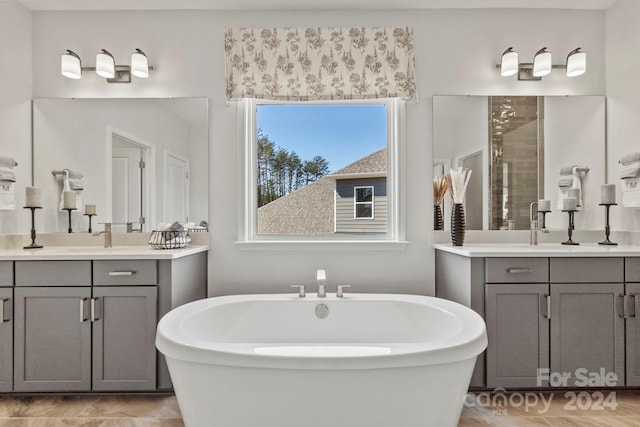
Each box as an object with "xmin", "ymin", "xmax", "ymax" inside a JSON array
[{"xmin": 156, "ymin": 293, "xmax": 488, "ymax": 370}]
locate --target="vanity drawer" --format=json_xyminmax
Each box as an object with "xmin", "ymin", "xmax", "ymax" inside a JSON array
[
  {"xmin": 550, "ymin": 257, "xmax": 624, "ymax": 283},
  {"xmin": 485, "ymin": 258, "xmax": 549, "ymax": 283},
  {"xmin": 0, "ymin": 262, "xmax": 12, "ymax": 286},
  {"xmin": 626, "ymin": 258, "xmax": 640, "ymax": 282},
  {"xmin": 15, "ymin": 261, "xmax": 91, "ymax": 286},
  {"xmin": 93, "ymin": 260, "xmax": 157, "ymax": 286}
]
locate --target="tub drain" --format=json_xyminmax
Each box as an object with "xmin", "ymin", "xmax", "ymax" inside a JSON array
[{"xmin": 315, "ymin": 304, "xmax": 329, "ymax": 319}]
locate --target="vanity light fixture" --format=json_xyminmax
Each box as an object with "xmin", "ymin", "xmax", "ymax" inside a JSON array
[
  {"xmin": 61, "ymin": 48, "xmax": 154, "ymax": 83},
  {"xmin": 566, "ymin": 48, "xmax": 586, "ymax": 77},
  {"xmin": 496, "ymin": 46, "xmax": 586, "ymax": 81},
  {"xmin": 500, "ymin": 47, "xmax": 519, "ymax": 77},
  {"xmin": 532, "ymin": 47, "xmax": 552, "ymax": 77},
  {"xmin": 61, "ymin": 50, "xmax": 82, "ymax": 79}
]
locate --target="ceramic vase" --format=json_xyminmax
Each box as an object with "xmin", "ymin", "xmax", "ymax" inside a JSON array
[
  {"xmin": 434, "ymin": 204, "xmax": 444, "ymax": 231},
  {"xmin": 451, "ymin": 203, "xmax": 465, "ymax": 246}
]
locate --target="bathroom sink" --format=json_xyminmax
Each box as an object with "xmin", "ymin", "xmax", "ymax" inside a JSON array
[
  {"xmin": 52, "ymin": 246, "xmax": 144, "ymax": 253},
  {"xmin": 513, "ymin": 244, "xmax": 610, "ymax": 252}
]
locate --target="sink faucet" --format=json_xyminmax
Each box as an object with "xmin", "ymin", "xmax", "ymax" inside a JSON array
[
  {"xmin": 93, "ymin": 223, "xmax": 112, "ymax": 248},
  {"xmin": 316, "ymin": 269, "xmax": 327, "ymax": 298}
]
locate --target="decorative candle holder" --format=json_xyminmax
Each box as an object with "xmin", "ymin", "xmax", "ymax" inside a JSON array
[
  {"xmin": 598, "ymin": 203, "xmax": 618, "ymax": 246},
  {"xmin": 64, "ymin": 208, "xmax": 76, "ymax": 233},
  {"xmin": 23, "ymin": 207, "xmax": 43, "ymax": 249},
  {"xmin": 84, "ymin": 213, "xmax": 96, "ymax": 233},
  {"xmin": 538, "ymin": 209, "xmax": 551, "ymax": 230},
  {"xmin": 561, "ymin": 210, "xmax": 579, "ymax": 245}
]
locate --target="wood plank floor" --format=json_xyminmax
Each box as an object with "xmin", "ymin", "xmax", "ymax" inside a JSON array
[{"xmin": 0, "ymin": 390, "xmax": 638, "ymax": 426}]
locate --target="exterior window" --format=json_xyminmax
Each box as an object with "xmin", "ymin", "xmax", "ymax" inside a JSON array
[
  {"xmin": 241, "ymin": 98, "xmax": 404, "ymax": 242},
  {"xmin": 354, "ymin": 186, "xmax": 374, "ymax": 219}
]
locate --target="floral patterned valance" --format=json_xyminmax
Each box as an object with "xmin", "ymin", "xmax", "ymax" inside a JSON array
[{"xmin": 225, "ymin": 27, "xmax": 415, "ymax": 101}]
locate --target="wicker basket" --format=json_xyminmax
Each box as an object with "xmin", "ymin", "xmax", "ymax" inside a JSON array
[{"xmin": 148, "ymin": 230, "xmax": 189, "ymax": 249}]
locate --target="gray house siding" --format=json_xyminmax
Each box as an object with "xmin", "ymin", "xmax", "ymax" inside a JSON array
[{"xmin": 335, "ymin": 178, "xmax": 387, "ymax": 233}]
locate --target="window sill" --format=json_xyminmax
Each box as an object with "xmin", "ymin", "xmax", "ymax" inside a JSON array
[{"xmin": 235, "ymin": 240, "xmax": 409, "ymax": 251}]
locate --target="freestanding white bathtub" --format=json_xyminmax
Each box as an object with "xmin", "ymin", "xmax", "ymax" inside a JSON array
[{"xmin": 156, "ymin": 293, "xmax": 487, "ymax": 427}]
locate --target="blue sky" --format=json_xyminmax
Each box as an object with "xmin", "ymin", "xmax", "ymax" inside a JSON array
[{"xmin": 257, "ymin": 104, "xmax": 387, "ymax": 172}]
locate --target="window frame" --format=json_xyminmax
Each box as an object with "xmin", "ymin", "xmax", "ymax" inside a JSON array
[
  {"xmin": 238, "ymin": 97, "xmax": 406, "ymax": 249},
  {"xmin": 353, "ymin": 186, "xmax": 375, "ymax": 220}
]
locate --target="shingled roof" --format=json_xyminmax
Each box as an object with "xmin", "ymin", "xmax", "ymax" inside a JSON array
[{"xmin": 257, "ymin": 147, "xmax": 387, "ymax": 235}]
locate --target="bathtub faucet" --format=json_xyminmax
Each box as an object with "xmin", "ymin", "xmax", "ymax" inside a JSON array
[{"xmin": 316, "ymin": 269, "xmax": 327, "ymax": 298}]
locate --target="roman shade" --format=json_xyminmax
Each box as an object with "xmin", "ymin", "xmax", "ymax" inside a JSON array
[{"xmin": 225, "ymin": 27, "xmax": 415, "ymax": 101}]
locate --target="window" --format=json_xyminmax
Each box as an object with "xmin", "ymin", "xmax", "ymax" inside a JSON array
[
  {"xmin": 240, "ymin": 98, "xmax": 405, "ymax": 245},
  {"xmin": 354, "ymin": 186, "xmax": 374, "ymax": 219}
]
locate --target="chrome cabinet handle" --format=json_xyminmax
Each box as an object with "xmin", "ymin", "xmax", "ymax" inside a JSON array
[
  {"xmin": 80, "ymin": 298, "xmax": 88, "ymax": 322},
  {"xmin": 90, "ymin": 298, "xmax": 100, "ymax": 322},
  {"xmin": 507, "ymin": 268, "xmax": 532, "ymax": 274},
  {"xmin": 337, "ymin": 285, "xmax": 351, "ymax": 298},
  {"xmin": 543, "ymin": 294, "xmax": 551, "ymax": 319},
  {"xmin": 631, "ymin": 294, "xmax": 638, "ymax": 318},
  {"xmin": 291, "ymin": 285, "xmax": 305, "ymax": 298},
  {"xmin": 618, "ymin": 294, "xmax": 626, "ymax": 319},
  {"xmin": 108, "ymin": 271, "xmax": 135, "ymax": 276},
  {"xmin": 0, "ymin": 298, "xmax": 7, "ymax": 323}
]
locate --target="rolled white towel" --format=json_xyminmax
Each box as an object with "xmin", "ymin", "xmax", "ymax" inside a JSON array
[
  {"xmin": 621, "ymin": 162, "xmax": 640, "ymax": 179},
  {"xmin": 69, "ymin": 178, "xmax": 83, "ymax": 190},
  {"xmin": 560, "ymin": 165, "xmax": 578, "ymax": 175},
  {"xmin": 558, "ymin": 177, "xmax": 573, "ymax": 187},
  {"xmin": 0, "ymin": 156, "xmax": 17, "ymax": 169},
  {"xmin": 620, "ymin": 152, "xmax": 640, "ymax": 166},
  {"xmin": 0, "ymin": 166, "xmax": 16, "ymax": 182}
]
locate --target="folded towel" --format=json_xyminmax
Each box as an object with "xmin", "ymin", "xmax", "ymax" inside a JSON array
[
  {"xmin": 620, "ymin": 152, "xmax": 640, "ymax": 166},
  {"xmin": 65, "ymin": 169, "xmax": 83, "ymax": 179},
  {"xmin": 0, "ymin": 156, "xmax": 17, "ymax": 169},
  {"xmin": 621, "ymin": 162, "xmax": 640, "ymax": 179},
  {"xmin": 0, "ymin": 181, "xmax": 15, "ymax": 210},
  {"xmin": 560, "ymin": 165, "xmax": 578, "ymax": 175},
  {"xmin": 558, "ymin": 177, "xmax": 573, "ymax": 187},
  {"xmin": 167, "ymin": 221, "xmax": 185, "ymax": 232},
  {"xmin": 69, "ymin": 178, "xmax": 83, "ymax": 190},
  {"xmin": 0, "ymin": 167, "xmax": 16, "ymax": 182}
]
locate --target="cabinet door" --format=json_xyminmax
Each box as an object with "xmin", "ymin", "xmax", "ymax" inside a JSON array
[
  {"xmin": 486, "ymin": 283, "xmax": 550, "ymax": 388},
  {"xmin": 626, "ymin": 283, "xmax": 640, "ymax": 386},
  {"xmin": 14, "ymin": 287, "xmax": 92, "ymax": 391},
  {"xmin": 551, "ymin": 283, "xmax": 625, "ymax": 387},
  {"xmin": 0, "ymin": 288, "xmax": 13, "ymax": 392},
  {"xmin": 92, "ymin": 286, "xmax": 157, "ymax": 391}
]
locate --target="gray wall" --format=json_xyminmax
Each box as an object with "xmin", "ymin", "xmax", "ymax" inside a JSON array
[{"xmin": 336, "ymin": 178, "xmax": 387, "ymax": 233}]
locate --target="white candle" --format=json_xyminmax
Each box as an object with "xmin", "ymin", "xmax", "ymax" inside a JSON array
[
  {"xmin": 25, "ymin": 186, "xmax": 42, "ymax": 208},
  {"xmin": 84, "ymin": 204, "xmax": 96, "ymax": 215},
  {"xmin": 563, "ymin": 197, "xmax": 578, "ymax": 211},
  {"xmin": 63, "ymin": 191, "xmax": 76, "ymax": 210},
  {"xmin": 538, "ymin": 199, "xmax": 550, "ymax": 212},
  {"xmin": 601, "ymin": 184, "xmax": 616, "ymax": 205}
]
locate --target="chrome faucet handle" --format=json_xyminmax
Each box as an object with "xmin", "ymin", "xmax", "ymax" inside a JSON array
[
  {"xmin": 316, "ymin": 269, "xmax": 327, "ymax": 298},
  {"xmin": 336, "ymin": 285, "xmax": 351, "ymax": 298},
  {"xmin": 291, "ymin": 285, "xmax": 306, "ymax": 298}
]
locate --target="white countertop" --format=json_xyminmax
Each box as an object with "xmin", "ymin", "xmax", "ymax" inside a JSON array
[
  {"xmin": 0, "ymin": 244, "xmax": 209, "ymax": 261},
  {"xmin": 433, "ymin": 243, "xmax": 640, "ymax": 258}
]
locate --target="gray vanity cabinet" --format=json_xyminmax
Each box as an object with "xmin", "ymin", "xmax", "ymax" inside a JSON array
[
  {"xmin": 0, "ymin": 287, "xmax": 13, "ymax": 392},
  {"xmin": 549, "ymin": 258, "xmax": 626, "ymax": 387},
  {"xmin": 549, "ymin": 283, "xmax": 625, "ymax": 387},
  {"xmin": 14, "ymin": 286, "xmax": 92, "ymax": 392},
  {"xmin": 486, "ymin": 283, "xmax": 549, "ymax": 388},
  {"xmin": 92, "ymin": 286, "xmax": 157, "ymax": 391},
  {"xmin": 0, "ymin": 261, "xmax": 13, "ymax": 392},
  {"xmin": 625, "ymin": 258, "xmax": 640, "ymax": 386}
]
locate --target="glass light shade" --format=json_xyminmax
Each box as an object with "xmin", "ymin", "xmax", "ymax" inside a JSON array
[
  {"xmin": 500, "ymin": 48, "xmax": 518, "ymax": 77},
  {"xmin": 533, "ymin": 48, "xmax": 552, "ymax": 77},
  {"xmin": 61, "ymin": 51, "xmax": 82, "ymax": 79},
  {"xmin": 96, "ymin": 49, "xmax": 115, "ymax": 78},
  {"xmin": 131, "ymin": 49, "xmax": 149, "ymax": 78},
  {"xmin": 566, "ymin": 49, "xmax": 586, "ymax": 77}
]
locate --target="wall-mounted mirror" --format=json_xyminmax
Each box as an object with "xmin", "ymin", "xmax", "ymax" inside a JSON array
[
  {"xmin": 433, "ymin": 95, "xmax": 605, "ymax": 231},
  {"xmin": 33, "ymin": 98, "xmax": 209, "ymax": 233}
]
